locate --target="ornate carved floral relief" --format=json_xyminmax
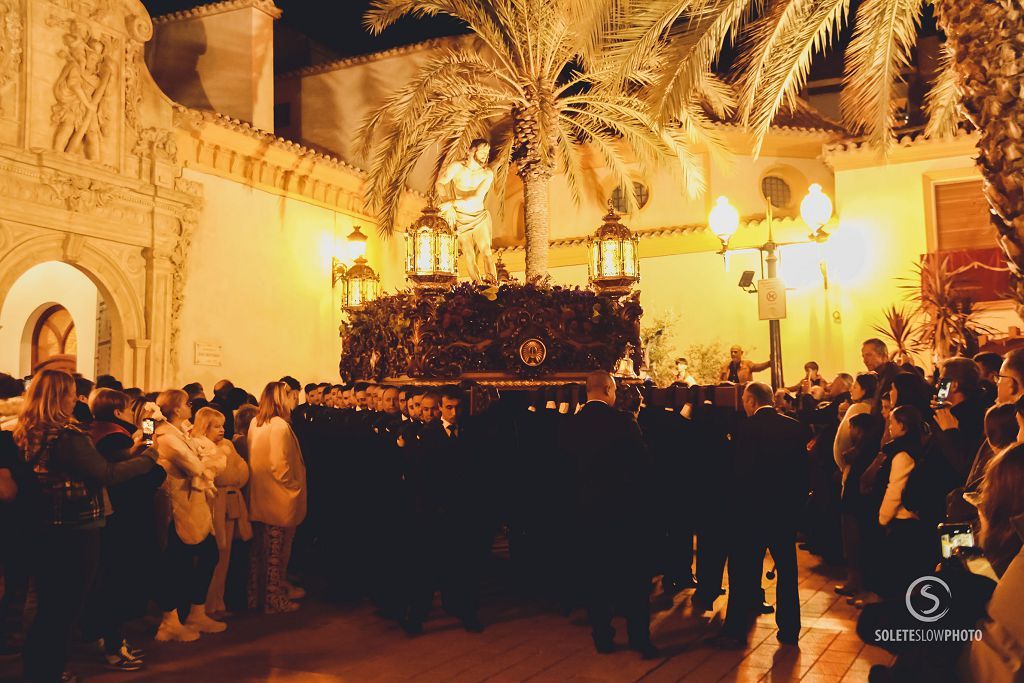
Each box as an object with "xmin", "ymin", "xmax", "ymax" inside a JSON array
[
  {"xmin": 47, "ymin": 0, "xmax": 112, "ymax": 21},
  {"xmin": 133, "ymin": 127, "xmax": 177, "ymax": 161},
  {"xmin": 0, "ymin": 0, "xmax": 23, "ymax": 117},
  {"xmin": 50, "ymin": 19, "xmax": 117, "ymax": 161},
  {"xmin": 42, "ymin": 170, "xmax": 116, "ymax": 211}
]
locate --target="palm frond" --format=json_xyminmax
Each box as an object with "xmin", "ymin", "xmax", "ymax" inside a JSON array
[
  {"xmin": 365, "ymin": 0, "xmax": 524, "ymax": 77},
  {"xmin": 737, "ymin": 0, "xmax": 850, "ymax": 156},
  {"xmin": 841, "ymin": 0, "xmax": 922, "ymax": 152},
  {"xmin": 602, "ymin": 0, "xmax": 715, "ymax": 86},
  {"xmin": 924, "ymin": 41, "xmax": 963, "ymax": 140},
  {"xmin": 645, "ymin": 0, "xmax": 749, "ymax": 124}
]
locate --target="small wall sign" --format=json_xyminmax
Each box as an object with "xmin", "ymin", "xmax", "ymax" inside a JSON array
[{"xmin": 194, "ymin": 341, "xmax": 222, "ymax": 367}]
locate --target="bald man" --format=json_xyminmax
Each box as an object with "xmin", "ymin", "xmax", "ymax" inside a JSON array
[
  {"xmin": 558, "ymin": 371, "xmax": 657, "ymax": 658},
  {"xmin": 720, "ymin": 346, "xmax": 770, "ymax": 384}
]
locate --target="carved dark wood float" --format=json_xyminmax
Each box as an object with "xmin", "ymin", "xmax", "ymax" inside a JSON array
[{"xmin": 339, "ymin": 282, "xmax": 643, "ymax": 385}]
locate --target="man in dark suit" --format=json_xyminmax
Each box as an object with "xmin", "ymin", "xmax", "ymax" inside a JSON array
[
  {"xmin": 558, "ymin": 371, "xmax": 657, "ymax": 658},
  {"xmin": 714, "ymin": 382, "xmax": 809, "ymax": 649}
]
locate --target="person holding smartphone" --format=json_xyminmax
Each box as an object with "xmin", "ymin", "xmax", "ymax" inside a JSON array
[
  {"xmin": 931, "ymin": 358, "xmax": 992, "ymax": 485},
  {"xmin": 82, "ymin": 389, "xmax": 165, "ymax": 672}
]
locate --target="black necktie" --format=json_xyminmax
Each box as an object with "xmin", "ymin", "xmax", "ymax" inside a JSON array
[{"xmin": 447, "ymin": 424, "xmax": 457, "ymax": 439}]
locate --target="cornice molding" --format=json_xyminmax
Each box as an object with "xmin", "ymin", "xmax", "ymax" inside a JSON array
[
  {"xmin": 172, "ymin": 105, "xmax": 364, "ymax": 176},
  {"xmin": 494, "ymin": 215, "xmax": 809, "ymax": 252},
  {"xmin": 152, "ymin": 0, "xmax": 282, "ymax": 25}
]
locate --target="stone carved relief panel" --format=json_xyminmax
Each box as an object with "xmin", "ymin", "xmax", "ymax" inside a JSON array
[
  {"xmin": 47, "ymin": 18, "xmax": 119, "ymax": 162},
  {"xmin": 0, "ymin": 0, "xmax": 23, "ymax": 125}
]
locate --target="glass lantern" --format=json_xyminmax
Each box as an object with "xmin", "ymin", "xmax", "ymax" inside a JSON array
[
  {"xmin": 341, "ymin": 256, "xmax": 380, "ymax": 311},
  {"xmin": 405, "ymin": 199, "xmax": 458, "ymax": 291},
  {"xmin": 346, "ymin": 225, "xmax": 369, "ymax": 261},
  {"xmin": 708, "ymin": 196, "xmax": 740, "ymax": 251},
  {"xmin": 588, "ymin": 203, "xmax": 640, "ymax": 296},
  {"xmin": 800, "ymin": 183, "xmax": 834, "ymax": 241}
]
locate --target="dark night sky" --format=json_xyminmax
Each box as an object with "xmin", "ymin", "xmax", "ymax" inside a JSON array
[
  {"xmin": 139, "ymin": 1, "xmax": 937, "ymax": 76},
  {"xmin": 141, "ymin": 0, "xmax": 468, "ymax": 59}
]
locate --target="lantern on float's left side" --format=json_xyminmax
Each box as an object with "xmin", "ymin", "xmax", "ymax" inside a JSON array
[
  {"xmin": 405, "ymin": 197, "xmax": 458, "ymax": 291},
  {"xmin": 588, "ymin": 202, "xmax": 640, "ymax": 296}
]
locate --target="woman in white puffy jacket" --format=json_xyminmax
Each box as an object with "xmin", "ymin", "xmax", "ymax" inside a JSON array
[{"xmin": 152, "ymin": 390, "xmax": 227, "ymax": 642}]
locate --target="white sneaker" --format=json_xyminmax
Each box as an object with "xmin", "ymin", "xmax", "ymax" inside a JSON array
[
  {"xmin": 185, "ymin": 605, "xmax": 227, "ymax": 634},
  {"xmin": 155, "ymin": 616, "xmax": 200, "ymax": 642}
]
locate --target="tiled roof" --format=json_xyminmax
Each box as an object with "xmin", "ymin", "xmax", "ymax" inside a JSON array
[
  {"xmin": 277, "ymin": 36, "xmax": 471, "ymax": 80},
  {"xmin": 708, "ymin": 98, "xmax": 849, "ymax": 135},
  {"xmin": 152, "ymin": 0, "xmax": 281, "ymax": 24}
]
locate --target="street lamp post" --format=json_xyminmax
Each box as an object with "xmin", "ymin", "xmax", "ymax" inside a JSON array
[
  {"xmin": 709, "ymin": 186, "xmax": 834, "ymax": 390},
  {"xmin": 763, "ymin": 204, "xmax": 784, "ymax": 390}
]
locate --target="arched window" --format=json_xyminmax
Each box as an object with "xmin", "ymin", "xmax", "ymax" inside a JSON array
[
  {"xmin": 610, "ymin": 182, "xmax": 650, "ymax": 214},
  {"xmin": 31, "ymin": 305, "xmax": 77, "ymax": 371},
  {"xmin": 761, "ymin": 175, "xmax": 793, "ymax": 210}
]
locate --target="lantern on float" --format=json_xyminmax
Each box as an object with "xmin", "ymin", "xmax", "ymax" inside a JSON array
[
  {"xmin": 405, "ymin": 198, "xmax": 458, "ymax": 291},
  {"xmin": 588, "ymin": 202, "xmax": 640, "ymax": 296}
]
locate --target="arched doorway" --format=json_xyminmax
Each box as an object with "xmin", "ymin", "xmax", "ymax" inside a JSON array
[
  {"xmin": 31, "ymin": 304, "xmax": 77, "ymax": 372},
  {"xmin": 0, "ymin": 261, "xmax": 108, "ymax": 379}
]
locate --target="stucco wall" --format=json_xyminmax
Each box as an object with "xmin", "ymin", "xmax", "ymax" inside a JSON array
[
  {"xmin": 0, "ymin": 261, "xmax": 98, "ymax": 378},
  {"xmin": 176, "ymin": 168, "xmax": 404, "ymax": 392}
]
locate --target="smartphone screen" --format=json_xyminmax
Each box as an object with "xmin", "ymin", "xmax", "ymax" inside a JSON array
[
  {"xmin": 141, "ymin": 418, "xmax": 155, "ymax": 444},
  {"xmin": 936, "ymin": 378, "xmax": 952, "ymax": 404},
  {"xmin": 938, "ymin": 523, "xmax": 975, "ymax": 559}
]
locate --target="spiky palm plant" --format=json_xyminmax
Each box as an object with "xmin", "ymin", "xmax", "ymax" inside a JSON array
[
  {"xmin": 900, "ymin": 256, "xmax": 996, "ymax": 360},
  {"xmin": 360, "ymin": 0, "xmax": 722, "ymax": 281},
  {"xmin": 605, "ymin": 0, "xmax": 1023, "ymax": 306},
  {"xmin": 870, "ymin": 305, "xmax": 924, "ymax": 362}
]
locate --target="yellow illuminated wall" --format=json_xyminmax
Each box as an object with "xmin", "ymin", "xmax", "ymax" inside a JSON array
[{"xmin": 498, "ymin": 138, "xmax": 1019, "ymax": 383}]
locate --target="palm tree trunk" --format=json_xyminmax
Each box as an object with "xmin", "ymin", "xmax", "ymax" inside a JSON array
[
  {"xmin": 520, "ymin": 165, "xmax": 553, "ymax": 282},
  {"xmin": 933, "ymin": 1, "xmax": 1024, "ymax": 307}
]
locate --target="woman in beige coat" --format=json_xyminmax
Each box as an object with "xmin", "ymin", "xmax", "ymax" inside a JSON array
[
  {"xmin": 247, "ymin": 382, "xmax": 306, "ymax": 613},
  {"xmin": 192, "ymin": 407, "xmax": 251, "ymax": 617}
]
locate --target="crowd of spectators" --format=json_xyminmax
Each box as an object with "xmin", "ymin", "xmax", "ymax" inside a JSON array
[{"xmin": 0, "ymin": 337, "xmax": 1022, "ymax": 682}]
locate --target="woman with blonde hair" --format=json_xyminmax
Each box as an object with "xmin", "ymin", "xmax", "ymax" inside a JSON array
[
  {"xmin": 192, "ymin": 407, "xmax": 251, "ymax": 617},
  {"xmin": 14, "ymin": 370, "xmax": 156, "ymax": 683},
  {"xmin": 248, "ymin": 381, "xmax": 307, "ymax": 613},
  {"xmin": 152, "ymin": 389, "xmax": 226, "ymax": 641}
]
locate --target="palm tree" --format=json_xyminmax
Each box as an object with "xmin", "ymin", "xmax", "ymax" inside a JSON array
[
  {"xmin": 360, "ymin": 0, "xmax": 723, "ymax": 281},
  {"xmin": 609, "ymin": 0, "xmax": 1024, "ymax": 306}
]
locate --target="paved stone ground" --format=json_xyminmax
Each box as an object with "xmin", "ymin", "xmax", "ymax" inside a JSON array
[{"xmin": 2, "ymin": 546, "xmax": 895, "ymax": 682}]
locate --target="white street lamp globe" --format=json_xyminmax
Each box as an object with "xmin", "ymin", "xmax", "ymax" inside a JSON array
[
  {"xmin": 709, "ymin": 196, "xmax": 740, "ymax": 247},
  {"xmin": 800, "ymin": 183, "xmax": 833, "ymax": 231}
]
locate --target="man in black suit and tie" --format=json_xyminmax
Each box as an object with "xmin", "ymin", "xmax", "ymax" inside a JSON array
[
  {"xmin": 714, "ymin": 382, "xmax": 809, "ymax": 649},
  {"xmin": 558, "ymin": 371, "xmax": 658, "ymax": 658}
]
